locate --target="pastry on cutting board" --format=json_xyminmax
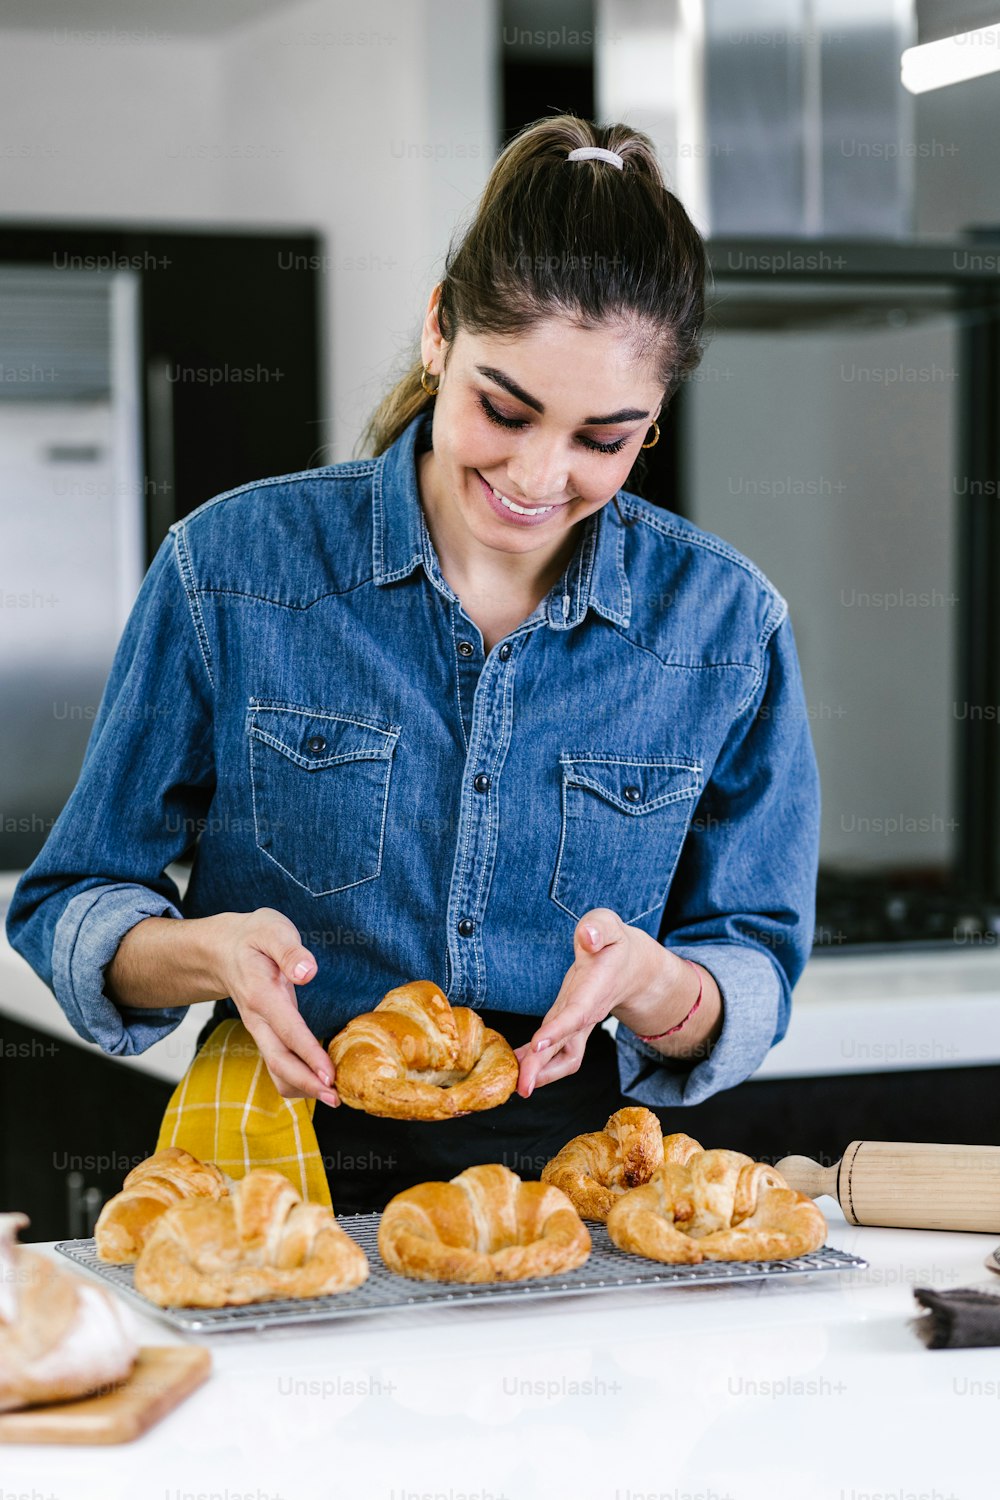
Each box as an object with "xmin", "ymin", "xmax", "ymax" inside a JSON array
[{"xmin": 0, "ymin": 1213, "xmax": 137, "ymax": 1412}]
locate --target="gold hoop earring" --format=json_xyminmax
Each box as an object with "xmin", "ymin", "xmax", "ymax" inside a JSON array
[
  {"xmin": 641, "ymin": 419, "xmax": 660, "ymax": 450},
  {"xmin": 420, "ymin": 363, "xmax": 440, "ymax": 396}
]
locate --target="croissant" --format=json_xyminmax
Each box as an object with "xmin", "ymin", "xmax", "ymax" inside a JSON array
[
  {"xmin": 378, "ymin": 1163, "xmax": 591, "ymax": 1283},
  {"xmin": 606, "ymin": 1139, "xmax": 827, "ymax": 1263},
  {"xmin": 95, "ymin": 1146, "xmax": 230, "ymax": 1263},
  {"xmin": 328, "ymin": 980, "xmax": 519, "ymax": 1120},
  {"xmin": 0, "ymin": 1212, "xmax": 137, "ymax": 1412},
  {"xmin": 133, "ymin": 1169, "xmax": 369, "ymax": 1307},
  {"xmin": 540, "ymin": 1107, "xmax": 671, "ymax": 1221}
]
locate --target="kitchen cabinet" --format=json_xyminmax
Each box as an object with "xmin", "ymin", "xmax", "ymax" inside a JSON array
[
  {"xmin": 669, "ymin": 1058, "xmax": 1000, "ymax": 1162},
  {"xmin": 0, "ymin": 1014, "xmax": 171, "ymax": 1242}
]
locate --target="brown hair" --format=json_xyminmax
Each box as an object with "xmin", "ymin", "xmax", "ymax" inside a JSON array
[{"xmin": 356, "ymin": 114, "xmax": 707, "ymax": 466}]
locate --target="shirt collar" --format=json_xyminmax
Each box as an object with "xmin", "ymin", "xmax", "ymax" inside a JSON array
[{"xmin": 371, "ymin": 408, "xmax": 631, "ymax": 630}]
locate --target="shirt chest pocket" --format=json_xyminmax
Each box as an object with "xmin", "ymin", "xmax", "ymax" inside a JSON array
[
  {"xmin": 247, "ymin": 701, "xmax": 400, "ymax": 897},
  {"xmin": 550, "ymin": 754, "xmax": 703, "ymax": 926}
]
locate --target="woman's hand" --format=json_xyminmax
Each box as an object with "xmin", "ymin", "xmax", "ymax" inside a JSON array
[
  {"xmin": 209, "ymin": 908, "xmax": 339, "ymax": 1107},
  {"xmin": 514, "ymin": 907, "xmax": 667, "ymax": 1096}
]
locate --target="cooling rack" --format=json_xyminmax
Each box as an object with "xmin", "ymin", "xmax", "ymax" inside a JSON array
[{"xmin": 56, "ymin": 1215, "xmax": 868, "ymax": 1334}]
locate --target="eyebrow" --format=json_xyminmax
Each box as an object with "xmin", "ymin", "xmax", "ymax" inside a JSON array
[{"xmin": 475, "ymin": 365, "xmax": 650, "ymax": 425}]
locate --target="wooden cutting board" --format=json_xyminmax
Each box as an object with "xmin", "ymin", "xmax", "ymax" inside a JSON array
[{"xmin": 0, "ymin": 1345, "xmax": 211, "ymax": 1445}]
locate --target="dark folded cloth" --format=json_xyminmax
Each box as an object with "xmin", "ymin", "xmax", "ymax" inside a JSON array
[{"xmin": 913, "ymin": 1285, "xmax": 1000, "ymax": 1348}]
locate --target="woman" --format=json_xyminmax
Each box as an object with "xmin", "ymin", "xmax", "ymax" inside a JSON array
[{"xmin": 6, "ymin": 117, "xmax": 819, "ymax": 1213}]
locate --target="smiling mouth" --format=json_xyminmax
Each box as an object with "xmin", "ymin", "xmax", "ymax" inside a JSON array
[{"xmin": 478, "ymin": 472, "xmax": 565, "ymax": 516}]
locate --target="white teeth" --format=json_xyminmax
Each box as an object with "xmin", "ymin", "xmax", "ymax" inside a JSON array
[{"xmin": 490, "ymin": 484, "xmax": 552, "ymax": 516}]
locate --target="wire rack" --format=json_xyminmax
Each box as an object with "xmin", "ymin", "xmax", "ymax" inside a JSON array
[{"xmin": 55, "ymin": 1217, "xmax": 868, "ymax": 1334}]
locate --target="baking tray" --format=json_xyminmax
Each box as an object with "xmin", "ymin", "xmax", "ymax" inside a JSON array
[{"xmin": 56, "ymin": 1216, "xmax": 868, "ymax": 1334}]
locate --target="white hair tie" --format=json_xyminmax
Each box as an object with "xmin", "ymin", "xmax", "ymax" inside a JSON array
[{"xmin": 566, "ymin": 145, "xmax": 624, "ymax": 170}]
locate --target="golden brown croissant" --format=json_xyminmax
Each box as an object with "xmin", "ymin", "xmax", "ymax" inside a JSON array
[
  {"xmin": 378, "ymin": 1163, "xmax": 591, "ymax": 1283},
  {"xmin": 328, "ymin": 980, "xmax": 519, "ymax": 1120},
  {"xmin": 94, "ymin": 1146, "xmax": 230, "ymax": 1263},
  {"xmin": 133, "ymin": 1169, "xmax": 369, "ymax": 1307},
  {"xmin": 540, "ymin": 1107, "xmax": 672, "ymax": 1221},
  {"xmin": 0, "ymin": 1213, "xmax": 137, "ymax": 1411},
  {"xmin": 606, "ymin": 1139, "xmax": 827, "ymax": 1263}
]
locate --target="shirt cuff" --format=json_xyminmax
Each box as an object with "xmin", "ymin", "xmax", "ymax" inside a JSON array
[
  {"xmin": 614, "ymin": 942, "xmax": 783, "ymax": 1108},
  {"xmin": 51, "ymin": 883, "xmax": 190, "ymax": 1055}
]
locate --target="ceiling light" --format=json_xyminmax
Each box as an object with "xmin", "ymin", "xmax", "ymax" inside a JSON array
[{"xmin": 901, "ymin": 23, "xmax": 1000, "ymax": 92}]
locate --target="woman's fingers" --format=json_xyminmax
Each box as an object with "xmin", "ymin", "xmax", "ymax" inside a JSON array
[
  {"xmin": 528, "ymin": 911, "xmax": 627, "ymax": 1054},
  {"xmin": 526, "ymin": 971, "xmax": 607, "ymax": 1057},
  {"xmin": 254, "ymin": 977, "xmax": 334, "ymax": 1087},
  {"xmin": 528, "ymin": 997, "xmax": 594, "ymax": 1056},
  {"xmin": 513, "ymin": 912, "xmax": 632, "ymax": 1096},
  {"xmin": 228, "ymin": 919, "xmax": 331, "ymax": 1087},
  {"xmin": 216, "ymin": 909, "xmax": 333, "ymax": 1092},
  {"xmin": 248, "ymin": 1016, "xmax": 340, "ymax": 1107},
  {"xmin": 515, "ymin": 1029, "xmax": 590, "ymax": 1096},
  {"xmin": 527, "ymin": 976, "xmax": 599, "ymax": 1055},
  {"xmin": 531, "ymin": 1032, "xmax": 588, "ymax": 1086}
]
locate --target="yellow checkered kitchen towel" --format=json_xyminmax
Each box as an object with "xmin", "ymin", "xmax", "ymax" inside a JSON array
[{"xmin": 155, "ymin": 1018, "xmax": 332, "ymax": 1208}]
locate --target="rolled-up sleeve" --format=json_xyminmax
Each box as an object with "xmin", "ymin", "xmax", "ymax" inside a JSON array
[
  {"xmin": 5, "ymin": 524, "xmax": 216, "ymax": 1055},
  {"xmin": 616, "ymin": 607, "xmax": 820, "ymax": 1107}
]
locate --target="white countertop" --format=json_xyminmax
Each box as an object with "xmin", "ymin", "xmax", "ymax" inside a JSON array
[
  {"xmin": 755, "ymin": 946, "xmax": 1000, "ymax": 1079},
  {"xmin": 4, "ymin": 867, "xmax": 1000, "ymax": 1083},
  {"xmin": 4, "ymin": 1204, "xmax": 997, "ymax": 1499},
  {"xmin": 0, "ymin": 866, "xmax": 216, "ymax": 1083}
]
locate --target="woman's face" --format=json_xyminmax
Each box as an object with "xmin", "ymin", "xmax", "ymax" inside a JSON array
[{"xmin": 419, "ymin": 299, "xmax": 665, "ymax": 565}]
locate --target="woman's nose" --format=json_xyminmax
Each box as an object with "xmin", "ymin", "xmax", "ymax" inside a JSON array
[{"xmin": 506, "ymin": 434, "xmax": 569, "ymax": 502}]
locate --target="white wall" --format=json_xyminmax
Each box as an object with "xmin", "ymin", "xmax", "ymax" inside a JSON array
[
  {"xmin": 0, "ymin": 0, "xmax": 498, "ymax": 461},
  {"xmin": 218, "ymin": 0, "xmax": 498, "ymax": 458},
  {"xmin": 5, "ymin": 0, "xmax": 997, "ymax": 455},
  {"xmin": 0, "ymin": 29, "xmax": 223, "ymax": 219}
]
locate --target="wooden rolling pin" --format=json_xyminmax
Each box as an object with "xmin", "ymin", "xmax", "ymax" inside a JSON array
[{"xmin": 775, "ymin": 1141, "xmax": 1000, "ymax": 1232}]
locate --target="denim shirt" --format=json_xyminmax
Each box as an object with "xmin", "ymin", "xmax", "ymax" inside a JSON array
[{"xmin": 6, "ymin": 408, "xmax": 820, "ymax": 1108}]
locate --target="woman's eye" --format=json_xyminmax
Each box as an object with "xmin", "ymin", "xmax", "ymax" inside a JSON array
[
  {"xmin": 580, "ymin": 433, "xmax": 628, "ymax": 455},
  {"xmin": 478, "ymin": 393, "xmax": 526, "ymax": 430},
  {"xmin": 478, "ymin": 394, "xmax": 630, "ymax": 455}
]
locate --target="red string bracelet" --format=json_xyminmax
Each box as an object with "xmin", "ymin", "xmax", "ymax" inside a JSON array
[{"xmin": 636, "ymin": 958, "xmax": 703, "ymax": 1042}]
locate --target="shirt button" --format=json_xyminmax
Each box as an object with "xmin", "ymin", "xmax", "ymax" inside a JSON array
[
  {"xmin": 457, "ymin": 640, "xmax": 474, "ymax": 658},
  {"xmin": 457, "ymin": 917, "xmax": 475, "ymax": 937},
  {"xmin": 498, "ymin": 643, "xmax": 512, "ymax": 661},
  {"xmin": 473, "ymin": 773, "xmax": 491, "ymax": 793},
  {"xmin": 306, "ymin": 735, "xmax": 327, "ymax": 755},
  {"xmin": 623, "ymin": 784, "xmax": 641, "ymax": 803}
]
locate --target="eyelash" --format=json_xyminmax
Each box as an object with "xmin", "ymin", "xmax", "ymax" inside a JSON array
[{"xmin": 477, "ymin": 393, "xmax": 629, "ymax": 455}]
